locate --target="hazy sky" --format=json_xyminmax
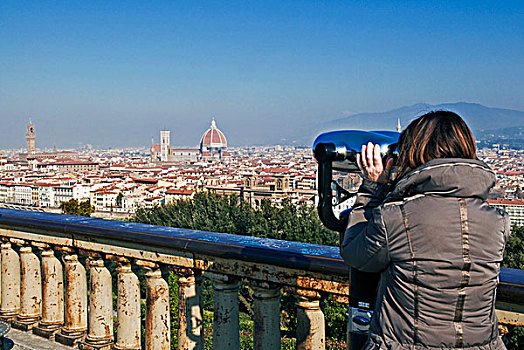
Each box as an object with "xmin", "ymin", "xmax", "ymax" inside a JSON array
[{"xmin": 1, "ymin": 1, "xmax": 523, "ymax": 148}]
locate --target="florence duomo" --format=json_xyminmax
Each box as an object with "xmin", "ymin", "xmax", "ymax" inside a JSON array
[{"xmin": 150, "ymin": 117, "xmax": 230, "ymax": 163}]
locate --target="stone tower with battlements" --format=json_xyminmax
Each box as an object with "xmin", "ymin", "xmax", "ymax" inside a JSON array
[{"xmin": 26, "ymin": 121, "xmax": 36, "ymax": 154}]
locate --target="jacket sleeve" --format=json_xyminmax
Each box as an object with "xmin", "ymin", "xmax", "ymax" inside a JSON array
[{"xmin": 340, "ymin": 179, "xmax": 391, "ymax": 273}]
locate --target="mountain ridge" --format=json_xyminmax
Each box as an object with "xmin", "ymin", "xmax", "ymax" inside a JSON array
[
  {"xmin": 288, "ymin": 102, "xmax": 524, "ymax": 146},
  {"xmin": 324, "ymin": 102, "xmax": 524, "ymax": 131}
]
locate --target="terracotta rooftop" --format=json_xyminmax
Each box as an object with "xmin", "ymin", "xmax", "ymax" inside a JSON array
[{"xmin": 488, "ymin": 198, "xmax": 524, "ymax": 205}]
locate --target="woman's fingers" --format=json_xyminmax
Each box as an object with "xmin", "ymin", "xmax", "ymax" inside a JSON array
[
  {"xmin": 360, "ymin": 144, "xmax": 368, "ymax": 169},
  {"xmin": 359, "ymin": 143, "xmax": 392, "ymax": 183},
  {"xmin": 373, "ymin": 144, "xmax": 383, "ymax": 171},
  {"xmin": 356, "ymin": 153, "xmax": 364, "ymax": 172},
  {"xmin": 384, "ymin": 157, "xmax": 394, "ymax": 173},
  {"xmin": 366, "ymin": 142, "xmax": 374, "ymax": 169},
  {"xmin": 360, "ymin": 143, "xmax": 393, "ymax": 183},
  {"xmin": 377, "ymin": 157, "xmax": 394, "ymax": 183}
]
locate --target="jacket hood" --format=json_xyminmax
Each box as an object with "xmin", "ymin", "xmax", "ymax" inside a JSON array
[{"xmin": 387, "ymin": 158, "xmax": 496, "ymax": 201}]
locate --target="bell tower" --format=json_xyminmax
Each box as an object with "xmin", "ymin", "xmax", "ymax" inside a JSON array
[
  {"xmin": 160, "ymin": 130, "xmax": 170, "ymax": 162},
  {"xmin": 26, "ymin": 120, "xmax": 36, "ymax": 154}
]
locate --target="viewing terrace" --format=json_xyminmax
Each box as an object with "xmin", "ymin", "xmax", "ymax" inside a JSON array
[{"xmin": 0, "ymin": 207, "xmax": 522, "ymax": 349}]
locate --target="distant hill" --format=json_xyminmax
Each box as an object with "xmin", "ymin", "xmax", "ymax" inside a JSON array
[{"xmin": 291, "ymin": 102, "xmax": 524, "ymax": 146}]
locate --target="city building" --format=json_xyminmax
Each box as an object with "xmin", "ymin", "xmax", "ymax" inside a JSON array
[
  {"xmin": 165, "ymin": 188, "xmax": 195, "ymax": 203},
  {"xmin": 208, "ymin": 173, "xmax": 316, "ymax": 208},
  {"xmin": 53, "ymin": 186, "xmax": 74, "ymax": 207},
  {"xmin": 34, "ymin": 160, "xmax": 100, "ymax": 173},
  {"xmin": 20, "ymin": 150, "xmax": 80, "ymax": 162},
  {"xmin": 14, "ymin": 183, "xmax": 32, "ymax": 205},
  {"xmin": 172, "ymin": 149, "xmax": 200, "ymax": 162},
  {"xmin": 488, "ymin": 198, "xmax": 524, "ymax": 226},
  {"xmin": 36, "ymin": 184, "xmax": 55, "ymax": 207}
]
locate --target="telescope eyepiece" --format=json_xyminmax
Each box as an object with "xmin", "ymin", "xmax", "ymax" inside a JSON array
[{"xmin": 313, "ymin": 142, "xmax": 347, "ymax": 162}]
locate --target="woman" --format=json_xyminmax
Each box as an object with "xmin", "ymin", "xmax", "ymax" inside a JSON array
[{"xmin": 341, "ymin": 111, "xmax": 510, "ymax": 349}]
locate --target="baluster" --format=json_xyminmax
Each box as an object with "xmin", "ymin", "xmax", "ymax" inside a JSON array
[
  {"xmin": 56, "ymin": 252, "xmax": 88, "ymax": 346},
  {"xmin": 143, "ymin": 263, "xmax": 170, "ymax": 350},
  {"xmin": 178, "ymin": 270, "xmax": 204, "ymax": 350},
  {"xmin": 0, "ymin": 241, "xmax": 20, "ymax": 322},
  {"xmin": 33, "ymin": 247, "xmax": 64, "ymax": 339},
  {"xmin": 114, "ymin": 259, "xmax": 141, "ymax": 350},
  {"xmin": 296, "ymin": 290, "xmax": 325, "ymax": 350},
  {"xmin": 211, "ymin": 275, "xmax": 239, "ymax": 350},
  {"xmin": 12, "ymin": 243, "xmax": 42, "ymax": 330},
  {"xmin": 252, "ymin": 281, "xmax": 281, "ymax": 350},
  {"xmin": 79, "ymin": 256, "xmax": 113, "ymax": 350}
]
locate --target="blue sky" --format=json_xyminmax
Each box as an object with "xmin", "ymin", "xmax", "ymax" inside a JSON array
[{"xmin": 1, "ymin": 1, "xmax": 522, "ymax": 148}]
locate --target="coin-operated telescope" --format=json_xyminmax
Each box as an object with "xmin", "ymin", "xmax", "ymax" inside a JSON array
[{"xmin": 313, "ymin": 130, "xmax": 399, "ymax": 349}]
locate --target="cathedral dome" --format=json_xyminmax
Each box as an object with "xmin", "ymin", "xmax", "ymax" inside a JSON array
[{"xmin": 200, "ymin": 118, "xmax": 227, "ymax": 150}]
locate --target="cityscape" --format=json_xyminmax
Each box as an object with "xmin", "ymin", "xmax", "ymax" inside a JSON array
[{"xmin": 0, "ymin": 119, "xmax": 522, "ymax": 226}]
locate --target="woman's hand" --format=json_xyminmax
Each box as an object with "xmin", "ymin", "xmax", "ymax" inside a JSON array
[{"xmin": 357, "ymin": 142, "xmax": 394, "ymax": 183}]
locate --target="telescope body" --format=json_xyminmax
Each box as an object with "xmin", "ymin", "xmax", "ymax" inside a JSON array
[
  {"xmin": 313, "ymin": 130, "xmax": 400, "ymax": 172},
  {"xmin": 313, "ymin": 130, "xmax": 400, "ymax": 349}
]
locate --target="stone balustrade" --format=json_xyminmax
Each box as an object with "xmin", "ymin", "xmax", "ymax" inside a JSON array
[{"xmin": 0, "ymin": 208, "xmax": 522, "ymax": 350}]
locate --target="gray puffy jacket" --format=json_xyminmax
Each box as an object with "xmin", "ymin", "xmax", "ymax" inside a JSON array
[{"xmin": 341, "ymin": 158, "xmax": 510, "ymax": 349}]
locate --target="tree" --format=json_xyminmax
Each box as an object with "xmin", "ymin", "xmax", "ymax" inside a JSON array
[
  {"xmin": 503, "ymin": 226, "xmax": 524, "ymax": 270},
  {"xmin": 515, "ymin": 185, "xmax": 523, "ymax": 199},
  {"xmin": 502, "ymin": 226, "xmax": 524, "ymax": 349},
  {"xmin": 133, "ymin": 192, "xmax": 338, "ymax": 246},
  {"xmin": 59, "ymin": 199, "xmax": 95, "ymax": 217},
  {"xmin": 116, "ymin": 193, "xmax": 123, "ymax": 207}
]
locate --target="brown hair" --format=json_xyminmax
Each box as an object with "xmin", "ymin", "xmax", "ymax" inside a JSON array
[{"xmin": 395, "ymin": 111, "xmax": 477, "ymax": 180}]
